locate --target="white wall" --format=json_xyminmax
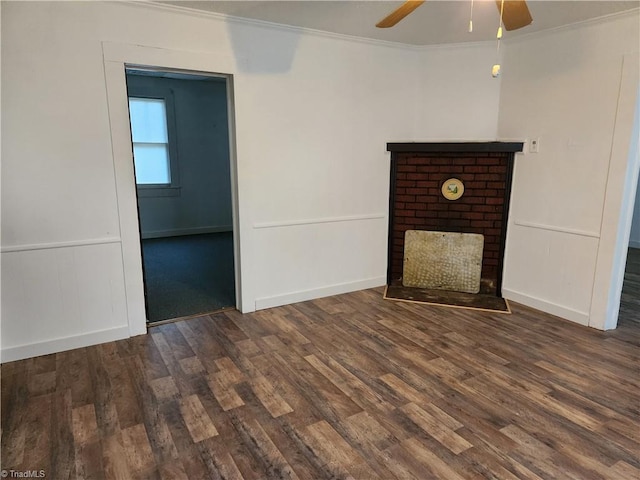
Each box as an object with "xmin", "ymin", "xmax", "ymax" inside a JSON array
[
  {"xmin": 0, "ymin": 1, "xmax": 500, "ymax": 361},
  {"xmin": 126, "ymin": 74, "xmax": 233, "ymax": 238},
  {"xmin": 498, "ymin": 12, "xmax": 640, "ymax": 328},
  {"xmin": 1, "ymin": 1, "xmax": 4, "ymax": 362},
  {"xmin": 415, "ymin": 42, "xmax": 502, "ymax": 141}
]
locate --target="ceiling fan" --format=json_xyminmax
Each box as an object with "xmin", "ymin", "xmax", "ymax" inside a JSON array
[{"xmin": 376, "ymin": 0, "xmax": 533, "ymax": 31}]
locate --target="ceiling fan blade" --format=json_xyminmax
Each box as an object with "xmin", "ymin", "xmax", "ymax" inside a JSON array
[
  {"xmin": 496, "ymin": 0, "xmax": 533, "ymax": 31},
  {"xmin": 376, "ymin": 1, "xmax": 426, "ymax": 28}
]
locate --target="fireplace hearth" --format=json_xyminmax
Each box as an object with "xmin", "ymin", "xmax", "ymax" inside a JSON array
[{"xmin": 385, "ymin": 142, "xmax": 523, "ymax": 311}]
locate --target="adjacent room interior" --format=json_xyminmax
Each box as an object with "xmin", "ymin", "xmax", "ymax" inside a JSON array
[
  {"xmin": 621, "ymin": 175, "xmax": 640, "ymax": 328},
  {"xmin": 1, "ymin": 1, "xmax": 639, "ymax": 478},
  {"xmin": 126, "ymin": 69, "xmax": 236, "ymax": 322}
]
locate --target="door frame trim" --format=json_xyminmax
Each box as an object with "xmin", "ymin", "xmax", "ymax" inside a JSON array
[{"xmin": 102, "ymin": 42, "xmax": 242, "ymax": 336}]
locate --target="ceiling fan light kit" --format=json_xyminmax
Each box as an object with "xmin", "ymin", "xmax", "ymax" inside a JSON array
[
  {"xmin": 376, "ymin": 0, "xmax": 532, "ymax": 31},
  {"xmin": 376, "ymin": 0, "xmax": 533, "ymax": 76}
]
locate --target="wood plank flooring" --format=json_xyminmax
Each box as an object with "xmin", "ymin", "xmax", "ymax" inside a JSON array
[{"xmin": 2, "ymin": 284, "xmax": 639, "ymax": 479}]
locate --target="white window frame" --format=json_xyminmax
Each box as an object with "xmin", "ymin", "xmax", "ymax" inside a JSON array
[{"xmin": 126, "ymin": 85, "xmax": 181, "ymax": 197}]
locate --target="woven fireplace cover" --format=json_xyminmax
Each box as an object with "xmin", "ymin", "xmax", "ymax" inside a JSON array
[{"xmin": 402, "ymin": 230, "xmax": 484, "ymax": 294}]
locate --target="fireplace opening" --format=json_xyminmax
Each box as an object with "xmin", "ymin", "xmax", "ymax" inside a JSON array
[{"xmin": 384, "ymin": 142, "xmax": 523, "ymax": 311}]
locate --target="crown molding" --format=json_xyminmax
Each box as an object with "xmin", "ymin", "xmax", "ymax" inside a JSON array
[
  {"xmin": 416, "ymin": 40, "xmax": 497, "ymax": 52},
  {"xmin": 502, "ymin": 7, "xmax": 640, "ymax": 46},
  {"xmin": 118, "ymin": 1, "xmax": 638, "ymax": 53},
  {"xmin": 120, "ymin": 1, "xmax": 424, "ymax": 51}
]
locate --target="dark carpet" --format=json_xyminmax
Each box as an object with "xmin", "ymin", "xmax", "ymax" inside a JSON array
[
  {"xmin": 141, "ymin": 232, "xmax": 236, "ymax": 323},
  {"xmin": 619, "ymin": 247, "xmax": 640, "ymax": 329}
]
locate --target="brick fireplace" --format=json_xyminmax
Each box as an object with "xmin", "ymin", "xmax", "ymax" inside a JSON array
[{"xmin": 386, "ymin": 142, "xmax": 523, "ymax": 298}]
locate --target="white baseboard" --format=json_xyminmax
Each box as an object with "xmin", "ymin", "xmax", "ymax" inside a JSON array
[
  {"xmin": 1, "ymin": 325, "xmax": 132, "ymax": 363},
  {"xmin": 255, "ymin": 276, "xmax": 386, "ymax": 311},
  {"xmin": 502, "ymin": 288, "xmax": 590, "ymax": 327},
  {"xmin": 629, "ymin": 240, "xmax": 640, "ymax": 249},
  {"xmin": 141, "ymin": 225, "xmax": 232, "ymax": 239}
]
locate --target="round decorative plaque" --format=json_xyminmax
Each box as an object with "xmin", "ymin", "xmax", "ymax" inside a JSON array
[{"xmin": 441, "ymin": 178, "xmax": 464, "ymax": 201}]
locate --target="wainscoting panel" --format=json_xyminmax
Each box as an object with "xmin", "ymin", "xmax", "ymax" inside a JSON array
[
  {"xmin": 252, "ymin": 215, "xmax": 388, "ymax": 310},
  {"xmin": 1, "ymin": 241, "xmax": 130, "ymax": 362},
  {"xmin": 503, "ymin": 223, "xmax": 600, "ymax": 324}
]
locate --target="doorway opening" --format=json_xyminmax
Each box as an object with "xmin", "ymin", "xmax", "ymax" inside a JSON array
[
  {"xmin": 619, "ymin": 174, "xmax": 640, "ymax": 331},
  {"xmin": 125, "ymin": 68, "xmax": 236, "ymax": 323}
]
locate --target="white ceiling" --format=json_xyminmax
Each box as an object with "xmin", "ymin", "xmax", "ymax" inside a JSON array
[{"xmin": 162, "ymin": 1, "xmax": 639, "ymax": 46}]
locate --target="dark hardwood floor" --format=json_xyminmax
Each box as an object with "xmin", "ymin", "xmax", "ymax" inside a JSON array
[{"xmin": 2, "ymin": 274, "xmax": 639, "ymax": 478}]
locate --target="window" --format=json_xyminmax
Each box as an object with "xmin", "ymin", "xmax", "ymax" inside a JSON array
[{"xmin": 129, "ymin": 97, "xmax": 172, "ymax": 185}]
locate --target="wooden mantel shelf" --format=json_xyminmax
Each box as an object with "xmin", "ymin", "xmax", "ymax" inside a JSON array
[{"xmin": 387, "ymin": 142, "xmax": 524, "ymax": 153}]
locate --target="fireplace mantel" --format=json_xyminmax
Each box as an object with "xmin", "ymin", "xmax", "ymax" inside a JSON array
[{"xmin": 387, "ymin": 142, "xmax": 524, "ymax": 154}]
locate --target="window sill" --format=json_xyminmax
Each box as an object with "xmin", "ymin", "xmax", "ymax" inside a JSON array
[{"xmin": 136, "ymin": 186, "xmax": 181, "ymax": 198}]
